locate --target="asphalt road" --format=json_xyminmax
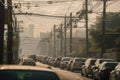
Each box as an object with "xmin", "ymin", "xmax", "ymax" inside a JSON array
[{"xmin": 36, "ymin": 62, "xmax": 92, "ymax": 80}]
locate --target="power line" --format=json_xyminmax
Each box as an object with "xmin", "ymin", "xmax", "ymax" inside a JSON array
[
  {"xmin": 65, "ymin": 0, "xmax": 74, "ymax": 15},
  {"xmin": 14, "ymin": 12, "xmax": 78, "ymax": 18},
  {"xmin": 93, "ymin": 0, "xmax": 120, "ymax": 12}
]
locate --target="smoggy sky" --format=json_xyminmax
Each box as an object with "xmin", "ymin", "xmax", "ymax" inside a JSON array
[{"xmin": 13, "ymin": 0, "xmax": 120, "ymax": 37}]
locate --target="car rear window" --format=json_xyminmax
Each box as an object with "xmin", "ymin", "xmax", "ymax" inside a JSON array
[
  {"xmin": 0, "ymin": 70, "xmax": 60, "ymax": 80},
  {"xmin": 91, "ymin": 60, "xmax": 96, "ymax": 65},
  {"xmin": 75, "ymin": 59, "xmax": 86, "ymax": 62},
  {"xmin": 100, "ymin": 59, "xmax": 116, "ymax": 63},
  {"xmin": 105, "ymin": 63, "xmax": 118, "ymax": 68}
]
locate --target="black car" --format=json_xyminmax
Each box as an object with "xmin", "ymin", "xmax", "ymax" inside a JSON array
[
  {"xmin": 91, "ymin": 58, "xmax": 116, "ymax": 78},
  {"xmin": 93, "ymin": 62, "xmax": 118, "ymax": 80},
  {"xmin": 109, "ymin": 63, "xmax": 120, "ymax": 80}
]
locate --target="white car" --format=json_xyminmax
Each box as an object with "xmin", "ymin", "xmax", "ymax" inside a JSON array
[
  {"xmin": 60, "ymin": 57, "xmax": 73, "ymax": 69},
  {"xmin": 70, "ymin": 58, "xmax": 86, "ymax": 71},
  {"xmin": 0, "ymin": 65, "xmax": 60, "ymax": 80},
  {"xmin": 20, "ymin": 58, "xmax": 36, "ymax": 66}
]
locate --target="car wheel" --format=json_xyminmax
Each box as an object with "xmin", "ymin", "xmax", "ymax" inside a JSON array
[
  {"xmin": 81, "ymin": 72, "xmax": 84, "ymax": 76},
  {"xmin": 71, "ymin": 68, "xmax": 74, "ymax": 72},
  {"xmin": 109, "ymin": 76, "xmax": 111, "ymax": 80}
]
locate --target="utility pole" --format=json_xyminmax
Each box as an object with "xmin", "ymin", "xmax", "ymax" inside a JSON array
[
  {"xmin": 60, "ymin": 25, "xmax": 63, "ymax": 57},
  {"xmin": 7, "ymin": 0, "xmax": 13, "ymax": 64},
  {"xmin": 17, "ymin": 20, "xmax": 20, "ymax": 61},
  {"xmin": 70, "ymin": 13, "xmax": 72, "ymax": 56},
  {"xmin": 53, "ymin": 25, "xmax": 56, "ymax": 57},
  {"xmin": 64, "ymin": 16, "xmax": 67, "ymax": 57},
  {"xmin": 50, "ymin": 31, "xmax": 52, "ymax": 57},
  {"xmin": 0, "ymin": 0, "xmax": 5, "ymax": 64},
  {"xmin": 85, "ymin": 0, "xmax": 88, "ymax": 57},
  {"xmin": 101, "ymin": 0, "xmax": 107, "ymax": 58}
]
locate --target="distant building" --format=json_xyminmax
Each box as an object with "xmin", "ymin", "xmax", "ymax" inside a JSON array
[
  {"xmin": 29, "ymin": 24, "xmax": 34, "ymax": 37},
  {"xmin": 66, "ymin": 38, "xmax": 86, "ymax": 56},
  {"xmin": 38, "ymin": 32, "xmax": 50, "ymax": 56}
]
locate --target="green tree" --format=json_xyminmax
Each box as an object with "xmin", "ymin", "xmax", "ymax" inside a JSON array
[{"xmin": 89, "ymin": 12, "xmax": 120, "ymax": 52}]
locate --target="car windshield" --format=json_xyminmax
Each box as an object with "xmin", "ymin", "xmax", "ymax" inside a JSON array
[
  {"xmin": 100, "ymin": 59, "xmax": 115, "ymax": 63},
  {"xmin": 75, "ymin": 58, "xmax": 86, "ymax": 62},
  {"xmin": 91, "ymin": 60, "xmax": 96, "ymax": 65},
  {"xmin": 0, "ymin": 70, "xmax": 60, "ymax": 80},
  {"xmin": 63, "ymin": 58, "xmax": 72, "ymax": 61},
  {"xmin": 105, "ymin": 63, "xmax": 118, "ymax": 68},
  {"xmin": 24, "ymin": 58, "xmax": 34, "ymax": 62}
]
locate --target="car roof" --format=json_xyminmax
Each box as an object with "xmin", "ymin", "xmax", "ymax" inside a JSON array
[
  {"xmin": 0, "ymin": 65, "xmax": 53, "ymax": 72},
  {"xmin": 102, "ymin": 61, "xmax": 118, "ymax": 64},
  {"xmin": 97, "ymin": 58, "xmax": 115, "ymax": 60}
]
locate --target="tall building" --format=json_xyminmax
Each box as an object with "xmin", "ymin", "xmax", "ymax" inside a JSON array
[{"xmin": 29, "ymin": 24, "xmax": 34, "ymax": 38}]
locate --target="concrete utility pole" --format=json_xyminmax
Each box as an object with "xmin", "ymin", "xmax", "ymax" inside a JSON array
[
  {"xmin": 53, "ymin": 25, "xmax": 56, "ymax": 57},
  {"xmin": 70, "ymin": 13, "xmax": 73, "ymax": 56},
  {"xmin": 101, "ymin": 0, "xmax": 107, "ymax": 58},
  {"xmin": 60, "ymin": 25, "xmax": 63, "ymax": 57},
  {"xmin": 50, "ymin": 31, "xmax": 52, "ymax": 57},
  {"xmin": 85, "ymin": 0, "xmax": 88, "ymax": 57},
  {"xmin": 0, "ymin": 0, "xmax": 5, "ymax": 64},
  {"xmin": 64, "ymin": 16, "xmax": 67, "ymax": 57},
  {"xmin": 7, "ymin": 0, "xmax": 13, "ymax": 64}
]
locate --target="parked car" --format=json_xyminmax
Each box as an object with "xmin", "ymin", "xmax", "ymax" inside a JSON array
[
  {"xmin": 93, "ymin": 62, "xmax": 118, "ymax": 80},
  {"xmin": 54, "ymin": 57, "xmax": 62, "ymax": 67},
  {"xmin": 49, "ymin": 57, "xmax": 56, "ymax": 66},
  {"xmin": 70, "ymin": 57, "xmax": 86, "ymax": 71},
  {"xmin": 66, "ymin": 60, "xmax": 73, "ymax": 70},
  {"xmin": 20, "ymin": 58, "xmax": 36, "ymax": 66},
  {"xmin": 0, "ymin": 65, "xmax": 60, "ymax": 80},
  {"xmin": 60, "ymin": 57, "xmax": 73, "ymax": 69},
  {"xmin": 81, "ymin": 58, "xmax": 96, "ymax": 77},
  {"xmin": 91, "ymin": 58, "xmax": 116, "ymax": 78},
  {"xmin": 109, "ymin": 63, "xmax": 120, "ymax": 80},
  {"xmin": 94, "ymin": 59, "xmax": 116, "ymax": 68}
]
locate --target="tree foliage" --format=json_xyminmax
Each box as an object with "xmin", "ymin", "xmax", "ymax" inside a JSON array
[{"xmin": 89, "ymin": 12, "xmax": 120, "ymax": 51}]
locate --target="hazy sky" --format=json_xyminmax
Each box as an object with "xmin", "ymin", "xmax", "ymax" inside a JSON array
[{"xmin": 13, "ymin": 0, "xmax": 120, "ymax": 37}]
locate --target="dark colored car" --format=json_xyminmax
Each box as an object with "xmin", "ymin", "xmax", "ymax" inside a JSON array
[
  {"xmin": 91, "ymin": 58, "xmax": 116, "ymax": 78},
  {"xmin": 94, "ymin": 59, "xmax": 116, "ymax": 68},
  {"xmin": 81, "ymin": 58, "xmax": 96, "ymax": 77},
  {"xmin": 109, "ymin": 63, "xmax": 120, "ymax": 80},
  {"xmin": 93, "ymin": 62, "xmax": 118, "ymax": 80},
  {"xmin": 0, "ymin": 65, "xmax": 60, "ymax": 80},
  {"xmin": 54, "ymin": 57, "xmax": 61, "ymax": 67}
]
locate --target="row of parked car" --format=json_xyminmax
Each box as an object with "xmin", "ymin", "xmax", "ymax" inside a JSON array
[
  {"xmin": 36, "ymin": 55, "xmax": 120, "ymax": 80},
  {"xmin": 36, "ymin": 55, "xmax": 86, "ymax": 71}
]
